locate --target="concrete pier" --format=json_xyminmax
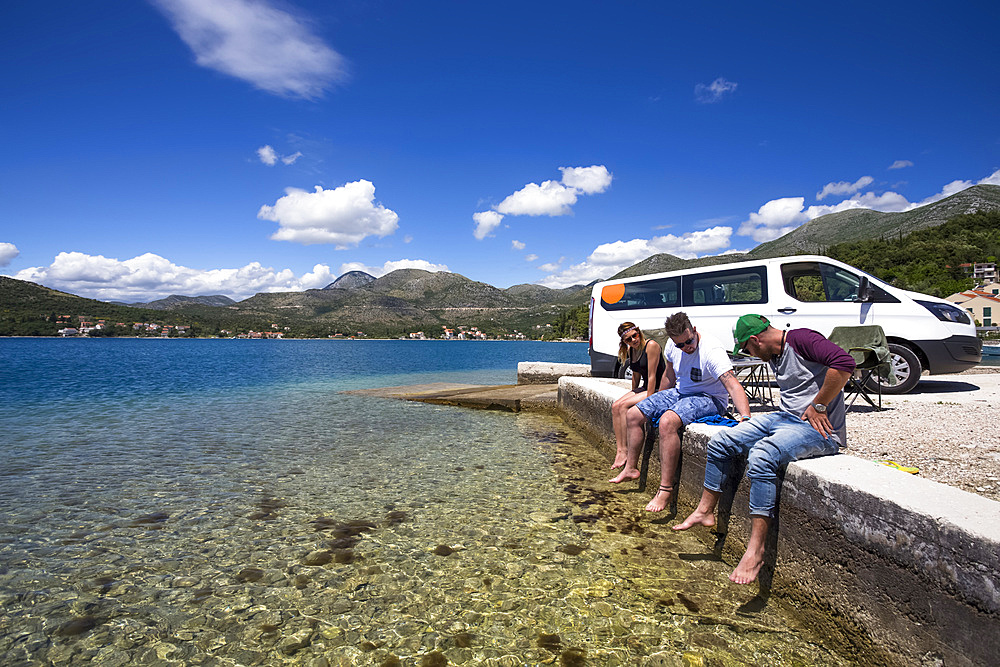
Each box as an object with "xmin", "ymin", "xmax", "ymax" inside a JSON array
[{"xmin": 555, "ymin": 372, "xmax": 1000, "ymax": 667}]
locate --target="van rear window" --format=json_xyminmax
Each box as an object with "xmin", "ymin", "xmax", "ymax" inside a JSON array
[
  {"xmin": 684, "ymin": 267, "xmax": 766, "ymax": 306},
  {"xmin": 600, "ymin": 277, "xmax": 680, "ymax": 310}
]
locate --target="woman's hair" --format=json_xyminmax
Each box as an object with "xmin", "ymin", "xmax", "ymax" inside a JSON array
[{"xmin": 617, "ymin": 321, "xmax": 645, "ymax": 363}]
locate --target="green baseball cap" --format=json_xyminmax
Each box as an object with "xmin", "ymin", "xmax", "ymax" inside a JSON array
[{"xmin": 732, "ymin": 314, "xmax": 769, "ymax": 355}]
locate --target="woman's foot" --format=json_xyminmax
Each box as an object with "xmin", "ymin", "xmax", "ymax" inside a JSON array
[
  {"xmin": 610, "ymin": 454, "xmax": 627, "ymax": 469},
  {"xmin": 645, "ymin": 485, "xmax": 674, "ymax": 512},
  {"xmin": 672, "ymin": 509, "xmax": 716, "ymax": 531},
  {"xmin": 609, "ymin": 467, "xmax": 640, "ymax": 484}
]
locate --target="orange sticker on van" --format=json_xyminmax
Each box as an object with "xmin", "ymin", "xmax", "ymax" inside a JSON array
[{"xmin": 602, "ymin": 284, "xmax": 625, "ymax": 304}]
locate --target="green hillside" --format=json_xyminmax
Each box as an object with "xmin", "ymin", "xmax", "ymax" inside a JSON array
[{"xmin": 750, "ymin": 184, "xmax": 1000, "ymax": 257}]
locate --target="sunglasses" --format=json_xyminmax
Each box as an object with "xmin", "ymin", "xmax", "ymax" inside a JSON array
[
  {"xmin": 674, "ymin": 334, "xmax": 696, "ymax": 348},
  {"xmin": 622, "ymin": 332, "xmax": 640, "ymax": 342}
]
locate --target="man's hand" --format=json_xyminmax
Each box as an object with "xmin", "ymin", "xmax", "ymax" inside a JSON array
[{"xmin": 801, "ymin": 404, "xmax": 834, "ymax": 439}]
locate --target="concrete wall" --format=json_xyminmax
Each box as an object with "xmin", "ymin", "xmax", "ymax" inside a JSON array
[
  {"xmin": 555, "ymin": 376, "xmax": 1000, "ymax": 667},
  {"xmin": 516, "ymin": 361, "xmax": 590, "ymax": 385}
]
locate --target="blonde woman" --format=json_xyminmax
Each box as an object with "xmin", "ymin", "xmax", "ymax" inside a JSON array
[{"xmin": 610, "ymin": 322, "xmax": 665, "ymax": 469}]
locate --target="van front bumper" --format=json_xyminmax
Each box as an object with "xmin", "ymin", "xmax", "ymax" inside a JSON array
[{"xmin": 914, "ymin": 335, "xmax": 982, "ymax": 374}]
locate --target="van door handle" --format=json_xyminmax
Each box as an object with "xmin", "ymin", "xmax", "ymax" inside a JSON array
[{"xmin": 777, "ymin": 307, "xmax": 797, "ymax": 314}]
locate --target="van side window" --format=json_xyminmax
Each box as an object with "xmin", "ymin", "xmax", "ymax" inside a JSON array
[
  {"xmin": 599, "ymin": 277, "xmax": 680, "ymax": 311},
  {"xmin": 781, "ymin": 262, "xmax": 899, "ymax": 303},
  {"xmin": 683, "ymin": 267, "xmax": 766, "ymax": 306}
]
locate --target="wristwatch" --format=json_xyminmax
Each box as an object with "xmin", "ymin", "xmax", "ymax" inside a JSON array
[{"xmin": 813, "ymin": 403, "xmax": 827, "ymax": 414}]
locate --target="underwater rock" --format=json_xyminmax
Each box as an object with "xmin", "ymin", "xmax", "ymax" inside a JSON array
[
  {"xmin": 676, "ymin": 592, "xmax": 700, "ymax": 613},
  {"xmin": 129, "ymin": 511, "xmax": 170, "ymax": 526},
  {"xmin": 556, "ymin": 544, "xmax": 585, "ymax": 556},
  {"xmin": 433, "ymin": 545, "xmax": 454, "ymax": 557},
  {"xmin": 385, "ymin": 510, "xmax": 408, "ymax": 526},
  {"xmin": 303, "ymin": 550, "xmax": 333, "ymax": 566},
  {"xmin": 278, "ymin": 628, "xmax": 313, "ymax": 655},
  {"xmin": 235, "ymin": 568, "xmax": 265, "ymax": 583},
  {"xmin": 333, "ymin": 549, "xmax": 355, "ymax": 564},
  {"xmin": 172, "ymin": 576, "xmax": 199, "ymax": 588},
  {"xmin": 53, "ymin": 616, "xmax": 98, "ymax": 637},
  {"xmin": 421, "ymin": 651, "xmax": 448, "ymax": 666},
  {"xmin": 537, "ymin": 633, "xmax": 562, "ymax": 649}
]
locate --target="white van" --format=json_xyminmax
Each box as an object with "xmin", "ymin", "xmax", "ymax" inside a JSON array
[{"xmin": 588, "ymin": 255, "xmax": 982, "ymax": 393}]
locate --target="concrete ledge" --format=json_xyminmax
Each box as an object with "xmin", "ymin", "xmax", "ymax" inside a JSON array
[
  {"xmin": 557, "ymin": 376, "xmax": 1000, "ymax": 667},
  {"xmin": 517, "ymin": 361, "xmax": 590, "ymax": 385}
]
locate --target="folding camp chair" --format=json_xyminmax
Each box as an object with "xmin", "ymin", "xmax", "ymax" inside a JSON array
[{"xmin": 828, "ymin": 325, "xmax": 895, "ymax": 411}]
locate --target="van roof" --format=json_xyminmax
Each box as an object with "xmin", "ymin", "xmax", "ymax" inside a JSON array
[{"xmin": 593, "ymin": 254, "xmax": 839, "ymax": 287}]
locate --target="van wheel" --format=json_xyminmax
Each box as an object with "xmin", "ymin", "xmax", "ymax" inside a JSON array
[
  {"xmin": 613, "ymin": 361, "xmax": 631, "ymax": 380},
  {"xmin": 867, "ymin": 343, "xmax": 921, "ymax": 394}
]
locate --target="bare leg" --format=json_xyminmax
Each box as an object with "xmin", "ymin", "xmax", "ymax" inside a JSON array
[
  {"xmin": 730, "ymin": 516, "xmax": 770, "ymax": 584},
  {"xmin": 609, "ymin": 405, "xmax": 646, "ymax": 483},
  {"xmin": 646, "ymin": 411, "xmax": 682, "ymax": 512},
  {"xmin": 610, "ymin": 391, "xmax": 642, "ymax": 469},
  {"xmin": 673, "ymin": 488, "xmax": 721, "ymax": 530}
]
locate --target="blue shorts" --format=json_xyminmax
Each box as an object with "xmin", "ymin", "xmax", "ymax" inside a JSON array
[{"xmin": 637, "ymin": 388, "xmax": 725, "ymax": 428}]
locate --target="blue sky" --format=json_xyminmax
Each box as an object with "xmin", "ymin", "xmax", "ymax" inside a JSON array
[{"xmin": 2, "ymin": 0, "xmax": 999, "ymax": 302}]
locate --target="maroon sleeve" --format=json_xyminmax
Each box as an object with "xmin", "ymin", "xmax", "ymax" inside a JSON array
[{"xmin": 785, "ymin": 329, "xmax": 856, "ymax": 372}]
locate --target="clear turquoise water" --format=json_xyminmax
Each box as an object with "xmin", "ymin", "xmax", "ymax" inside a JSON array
[{"xmin": 0, "ymin": 338, "xmax": 851, "ymax": 665}]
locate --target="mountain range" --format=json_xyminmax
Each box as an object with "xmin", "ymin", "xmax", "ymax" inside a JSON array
[
  {"xmin": 613, "ymin": 183, "xmax": 1000, "ymax": 279},
  {"xmin": 3, "ymin": 183, "xmax": 999, "ymax": 337}
]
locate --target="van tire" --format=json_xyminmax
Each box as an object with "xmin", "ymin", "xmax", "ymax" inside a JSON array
[
  {"xmin": 613, "ymin": 360, "xmax": 632, "ymax": 380},
  {"xmin": 868, "ymin": 343, "xmax": 921, "ymax": 394}
]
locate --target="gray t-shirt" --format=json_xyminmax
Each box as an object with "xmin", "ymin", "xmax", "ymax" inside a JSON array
[{"xmin": 769, "ymin": 328, "xmax": 856, "ymax": 446}]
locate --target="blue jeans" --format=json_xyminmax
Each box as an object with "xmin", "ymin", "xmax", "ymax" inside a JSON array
[{"xmin": 703, "ymin": 411, "xmax": 839, "ymax": 518}]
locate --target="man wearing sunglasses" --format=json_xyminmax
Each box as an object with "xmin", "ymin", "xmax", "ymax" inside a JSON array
[
  {"xmin": 610, "ymin": 312, "xmax": 751, "ymax": 514},
  {"xmin": 673, "ymin": 313, "xmax": 855, "ymax": 585}
]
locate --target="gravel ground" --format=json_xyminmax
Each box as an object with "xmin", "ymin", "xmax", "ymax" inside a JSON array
[
  {"xmin": 843, "ymin": 400, "xmax": 1000, "ymax": 503},
  {"xmin": 834, "ymin": 367, "xmax": 1000, "ymax": 503}
]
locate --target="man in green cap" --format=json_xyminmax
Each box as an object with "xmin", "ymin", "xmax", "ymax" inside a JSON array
[{"xmin": 673, "ymin": 314, "xmax": 855, "ymax": 584}]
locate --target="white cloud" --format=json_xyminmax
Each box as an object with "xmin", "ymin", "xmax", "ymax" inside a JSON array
[
  {"xmin": 258, "ymin": 145, "xmax": 303, "ymax": 166},
  {"xmin": 558, "ymin": 165, "xmax": 613, "ymax": 194},
  {"xmin": 511, "ymin": 240, "xmax": 526, "ymax": 250},
  {"xmin": 151, "ymin": 0, "xmax": 346, "ymax": 99},
  {"xmin": 910, "ymin": 168, "xmax": 1000, "ymax": 208},
  {"xmin": 889, "ymin": 160, "xmax": 913, "ymax": 170},
  {"xmin": 472, "ymin": 211, "xmax": 504, "ymax": 240},
  {"xmin": 258, "ymin": 180, "xmax": 399, "ymax": 248},
  {"xmin": 537, "ymin": 260, "xmax": 563, "ymax": 273},
  {"xmin": 337, "ymin": 259, "xmax": 449, "ymax": 278},
  {"xmin": 695, "ymin": 77, "xmax": 737, "ymax": 103},
  {"xmin": 525, "ymin": 254, "xmax": 539, "ymax": 262},
  {"xmin": 816, "ymin": 176, "xmax": 874, "ymax": 200},
  {"xmin": 474, "ymin": 165, "xmax": 612, "ymax": 238},
  {"xmin": 257, "ymin": 145, "xmax": 278, "ymax": 165},
  {"xmin": 537, "ymin": 227, "xmax": 733, "ymax": 289},
  {"xmin": 496, "ymin": 180, "xmax": 579, "ymax": 217},
  {"xmin": 13, "ymin": 251, "xmax": 339, "ymax": 302},
  {"xmin": 0, "ymin": 242, "xmax": 19, "ymax": 267}
]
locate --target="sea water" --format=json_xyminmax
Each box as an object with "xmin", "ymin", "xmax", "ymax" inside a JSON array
[{"xmin": 0, "ymin": 338, "xmax": 850, "ymax": 665}]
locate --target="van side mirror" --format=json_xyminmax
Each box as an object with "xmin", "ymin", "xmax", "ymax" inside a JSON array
[{"xmin": 854, "ymin": 276, "xmax": 874, "ymax": 303}]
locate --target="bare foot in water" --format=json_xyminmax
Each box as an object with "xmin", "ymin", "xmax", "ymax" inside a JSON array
[
  {"xmin": 644, "ymin": 486, "xmax": 673, "ymax": 512},
  {"xmin": 729, "ymin": 547, "xmax": 765, "ymax": 584},
  {"xmin": 609, "ymin": 468, "xmax": 640, "ymax": 484},
  {"xmin": 610, "ymin": 455, "xmax": 626, "ymax": 469},
  {"xmin": 672, "ymin": 509, "xmax": 716, "ymax": 531}
]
